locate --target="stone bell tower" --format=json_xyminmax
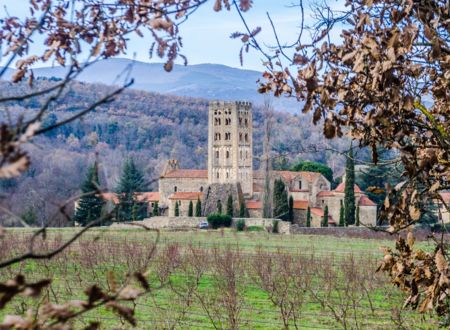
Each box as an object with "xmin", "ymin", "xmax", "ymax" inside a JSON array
[{"xmin": 207, "ymin": 101, "xmax": 253, "ymax": 195}]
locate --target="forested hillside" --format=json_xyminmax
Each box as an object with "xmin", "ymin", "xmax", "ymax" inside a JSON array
[{"xmin": 0, "ymin": 79, "xmax": 349, "ymax": 226}]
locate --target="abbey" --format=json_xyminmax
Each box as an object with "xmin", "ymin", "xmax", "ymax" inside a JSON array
[{"xmin": 157, "ymin": 101, "xmax": 378, "ymax": 226}]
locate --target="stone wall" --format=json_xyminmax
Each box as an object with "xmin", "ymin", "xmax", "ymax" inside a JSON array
[
  {"xmin": 202, "ymin": 183, "xmax": 243, "ymax": 216},
  {"xmin": 111, "ymin": 216, "xmax": 291, "ymax": 234}
]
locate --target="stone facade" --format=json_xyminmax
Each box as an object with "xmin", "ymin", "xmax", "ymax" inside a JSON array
[
  {"xmin": 202, "ymin": 183, "xmax": 243, "ymax": 216},
  {"xmin": 208, "ymin": 101, "xmax": 253, "ymax": 195}
]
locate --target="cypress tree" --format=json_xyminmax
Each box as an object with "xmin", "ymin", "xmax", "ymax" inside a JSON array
[
  {"xmin": 226, "ymin": 194, "xmax": 233, "ymax": 217},
  {"xmin": 344, "ymin": 146, "xmax": 356, "ymax": 225},
  {"xmin": 239, "ymin": 201, "xmax": 247, "ymax": 218},
  {"xmin": 174, "ymin": 201, "xmax": 180, "ymax": 216},
  {"xmin": 339, "ymin": 200, "xmax": 345, "ymax": 227},
  {"xmin": 116, "ymin": 158, "xmax": 147, "ymax": 221},
  {"xmin": 152, "ymin": 201, "xmax": 159, "ymax": 216},
  {"xmin": 74, "ymin": 163, "xmax": 104, "ymax": 226},
  {"xmin": 132, "ymin": 202, "xmax": 140, "ymax": 221},
  {"xmin": 273, "ymin": 179, "xmax": 289, "ymax": 221},
  {"xmin": 195, "ymin": 198, "xmax": 202, "ymax": 217},
  {"xmin": 188, "ymin": 200, "xmax": 194, "ymax": 217},
  {"xmin": 288, "ymin": 195, "xmax": 294, "ymax": 223},
  {"xmin": 306, "ymin": 206, "xmax": 311, "ymax": 227},
  {"xmin": 356, "ymin": 205, "xmax": 360, "ymax": 226},
  {"xmin": 322, "ymin": 205, "xmax": 329, "ymax": 227},
  {"xmin": 217, "ymin": 200, "xmax": 222, "ymax": 214}
]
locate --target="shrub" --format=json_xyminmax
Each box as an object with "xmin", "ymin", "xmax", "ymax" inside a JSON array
[
  {"xmin": 235, "ymin": 219, "xmax": 246, "ymax": 232},
  {"xmin": 272, "ymin": 220, "xmax": 280, "ymax": 234},
  {"xmin": 207, "ymin": 213, "xmax": 232, "ymax": 229}
]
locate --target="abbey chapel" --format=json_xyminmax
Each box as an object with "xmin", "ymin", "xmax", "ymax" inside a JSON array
[{"xmin": 156, "ymin": 101, "xmax": 378, "ymax": 226}]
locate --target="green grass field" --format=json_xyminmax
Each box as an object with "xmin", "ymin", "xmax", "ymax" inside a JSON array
[{"xmin": 0, "ymin": 228, "xmax": 441, "ymax": 329}]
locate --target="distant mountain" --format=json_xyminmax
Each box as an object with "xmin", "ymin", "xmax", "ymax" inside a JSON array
[{"xmin": 2, "ymin": 58, "xmax": 299, "ymax": 111}]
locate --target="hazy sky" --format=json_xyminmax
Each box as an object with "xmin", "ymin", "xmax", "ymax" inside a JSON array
[{"xmin": 1, "ymin": 0, "xmax": 345, "ymax": 71}]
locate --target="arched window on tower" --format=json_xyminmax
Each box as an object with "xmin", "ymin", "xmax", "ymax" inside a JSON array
[
  {"xmin": 298, "ymin": 181, "xmax": 302, "ymax": 190},
  {"xmin": 239, "ymin": 133, "xmax": 242, "ymax": 142},
  {"xmin": 226, "ymin": 151, "xmax": 230, "ymax": 159},
  {"xmin": 245, "ymin": 118, "xmax": 248, "ymax": 127},
  {"xmin": 216, "ymin": 172, "xmax": 220, "ymax": 179},
  {"xmin": 200, "ymin": 186, "xmax": 204, "ymax": 192},
  {"xmin": 245, "ymin": 134, "xmax": 248, "ymax": 143},
  {"xmin": 216, "ymin": 150, "xmax": 219, "ymax": 159},
  {"xmin": 239, "ymin": 117, "xmax": 242, "ymax": 125},
  {"xmin": 240, "ymin": 150, "xmax": 242, "ymax": 159}
]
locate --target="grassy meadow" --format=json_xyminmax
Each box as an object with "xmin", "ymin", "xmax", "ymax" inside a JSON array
[{"xmin": 0, "ymin": 228, "xmax": 441, "ymax": 329}]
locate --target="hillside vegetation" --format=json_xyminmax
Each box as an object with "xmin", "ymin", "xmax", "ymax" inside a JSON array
[{"xmin": 0, "ymin": 79, "xmax": 348, "ymax": 226}]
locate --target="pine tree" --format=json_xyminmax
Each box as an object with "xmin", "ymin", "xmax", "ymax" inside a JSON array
[
  {"xmin": 74, "ymin": 163, "xmax": 104, "ymax": 226},
  {"xmin": 344, "ymin": 146, "xmax": 356, "ymax": 225},
  {"xmin": 356, "ymin": 205, "xmax": 360, "ymax": 226},
  {"xmin": 273, "ymin": 179, "xmax": 289, "ymax": 220},
  {"xmin": 322, "ymin": 205, "xmax": 329, "ymax": 227},
  {"xmin": 116, "ymin": 158, "xmax": 146, "ymax": 221},
  {"xmin": 217, "ymin": 200, "xmax": 222, "ymax": 214},
  {"xmin": 152, "ymin": 202, "xmax": 159, "ymax": 216},
  {"xmin": 306, "ymin": 206, "xmax": 311, "ymax": 227},
  {"xmin": 339, "ymin": 200, "xmax": 345, "ymax": 227},
  {"xmin": 195, "ymin": 198, "xmax": 202, "ymax": 217},
  {"xmin": 188, "ymin": 200, "xmax": 194, "ymax": 217},
  {"xmin": 226, "ymin": 194, "xmax": 233, "ymax": 217},
  {"xmin": 174, "ymin": 201, "xmax": 180, "ymax": 216},
  {"xmin": 239, "ymin": 201, "xmax": 247, "ymax": 218},
  {"xmin": 132, "ymin": 202, "xmax": 140, "ymax": 221},
  {"xmin": 288, "ymin": 195, "xmax": 294, "ymax": 223}
]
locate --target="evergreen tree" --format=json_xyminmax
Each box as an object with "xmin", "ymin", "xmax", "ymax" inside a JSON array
[
  {"xmin": 344, "ymin": 146, "xmax": 356, "ymax": 225},
  {"xmin": 195, "ymin": 198, "xmax": 202, "ymax": 217},
  {"xmin": 306, "ymin": 206, "xmax": 311, "ymax": 227},
  {"xmin": 356, "ymin": 205, "xmax": 360, "ymax": 226},
  {"xmin": 188, "ymin": 200, "xmax": 194, "ymax": 217},
  {"xmin": 152, "ymin": 202, "xmax": 159, "ymax": 216},
  {"xmin": 74, "ymin": 163, "xmax": 104, "ymax": 226},
  {"xmin": 239, "ymin": 201, "xmax": 247, "ymax": 218},
  {"xmin": 116, "ymin": 158, "xmax": 147, "ymax": 221},
  {"xmin": 273, "ymin": 179, "xmax": 289, "ymax": 221},
  {"xmin": 288, "ymin": 195, "xmax": 294, "ymax": 223},
  {"xmin": 322, "ymin": 205, "xmax": 329, "ymax": 227},
  {"xmin": 217, "ymin": 200, "xmax": 222, "ymax": 214},
  {"xmin": 226, "ymin": 194, "xmax": 233, "ymax": 217},
  {"xmin": 132, "ymin": 203, "xmax": 140, "ymax": 221},
  {"xmin": 174, "ymin": 201, "xmax": 180, "ymax": 216},
  {"xmin": 339, "ymin": 200, "xmax": 345, "ymax": 227}
]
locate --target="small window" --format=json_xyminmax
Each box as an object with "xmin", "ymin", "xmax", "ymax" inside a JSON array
[
  {"xmin": 174, "ymin": 186, "xmax": 177, "ymax": 192},
  {"xmin": 200, "ymin": 186, "xmax": 203, "ymax": 192},
  {"xmin": 239, "ymin": 117, "xmax": 242, "ymax": 125},
  {"xmin": 239, "ymin": 133, "xmax": 242, "ymax": 142},
  {"xmin": 216, "ymin": 150, "xmax": 219, "ymax": 158},
  {"xmin": 245, "ymin": 118, "xmax": 248, "ymax": 127},
  {"xmin": 298, "ymin": 181, "xmax": 302, "ymax": 190},
  {"xmin": 245, "ymin": 134, "xmax": 248, "ymax": 142},
  {"xmin": 240, "ymin": 150, "xmax": 242, "ymax": 159},
  {"xmin": 226, "ymin": 151, "xmax": 230, "ymax": 158},
  {"xmin": 226, "ymin": 172, "xmax": 229, "ymax": 178},
  {"xmin": 217, "ymin": 172, "xmax": 220, "ymax": 179}
]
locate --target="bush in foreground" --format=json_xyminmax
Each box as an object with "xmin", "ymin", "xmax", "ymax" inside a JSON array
[
  {"xmin": 207, "ymin": 213, "xmax": 232, "ymax": 229},
  {"xmin": 235, "ymin": 219, "xmax": 246, "ymax": 231}
]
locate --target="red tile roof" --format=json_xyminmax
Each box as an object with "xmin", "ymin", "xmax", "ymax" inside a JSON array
[
  {"xmin": 293, "ymin": 200, "xmax": 309, "ymax": 209},
  {"xmin": 169, "ymin": 192, "xmax": 203, "ymax": 200},
  {"xmin": 359, "ymin": 195, "xmax": 377, "ymax": 207},
  {"xmin": 246, "ymin": 200, "xmax": 262, "ymax": 209},
  {"xmin": 440, "ymin": 192, "xmax": 450, "ymax": 201},
  {"xmin": 310, "ymin": 207, "xmax": 335, "ymax": 223},
  {"xmin": 100, "ymin": 192, "xmax": 159, "ymax": 204},
  {"xmin": 161, "ymin": 169, "xmax": 208, "ymax": 179},
  {"xmin": 137, "ymin": 192, "xmax": 160, "ymax": 202},
  {"xmin": 253, "ymin": 170, "xmax": 322, "ymax": 183},
  {"xmin": 317, "ymin": 191, "xmax": 335, "ymax": 197},
  {"xmin": 334, "ymin": 182, "xmax": 362, "ymax": 193},
  {"xmin": 310, "ymin": 207, "xmax": 325, "ymax": 216},
  {"xmin": 101, "ymin": 192, "xmax": 119, "ymax": 204}
]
